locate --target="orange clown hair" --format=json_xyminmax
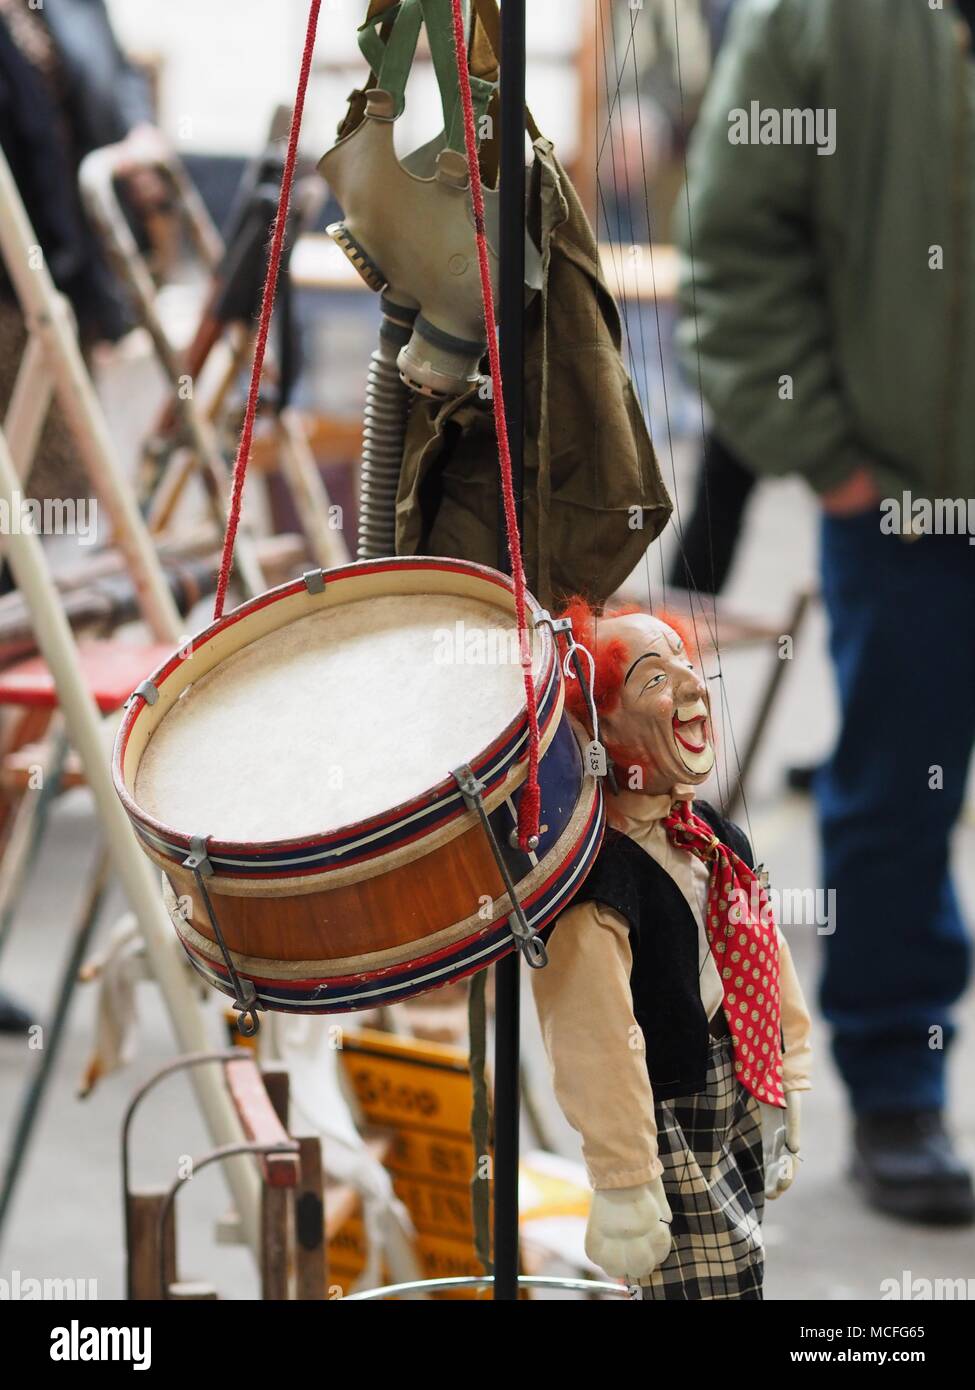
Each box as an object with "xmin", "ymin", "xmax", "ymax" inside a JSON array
[{"xmin": 557, "ymin": 596, "xmax": 696, "ymax": 733}]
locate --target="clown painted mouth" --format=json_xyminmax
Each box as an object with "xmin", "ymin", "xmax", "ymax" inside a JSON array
[
  {"xmin": 673, "ymin": 714, "xmax": 708, "ymax": 754},
  {"xmin": 672, "ymin": 702, "xmax": 715, "ymax": 776}
]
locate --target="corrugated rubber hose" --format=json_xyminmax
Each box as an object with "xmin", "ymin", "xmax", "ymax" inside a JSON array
[{"xmin": 357, "ymin": 313, "xmax": 413, "ymax": 560}]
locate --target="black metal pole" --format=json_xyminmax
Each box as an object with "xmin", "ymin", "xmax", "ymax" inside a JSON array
[{"xmin": 493, "ymin": 0, "xmax": 526, "ymax": 1303}]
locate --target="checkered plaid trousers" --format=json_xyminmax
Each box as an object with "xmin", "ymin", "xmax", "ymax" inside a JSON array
[{"xmin": 641, "ymin": 1035, "xmax": 766, "ymax": 1301}]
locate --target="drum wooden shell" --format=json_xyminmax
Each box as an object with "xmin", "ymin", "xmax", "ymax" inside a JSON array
[{"xmin": 113, "ymin": 557, "xmax": 604, "ymax": 1013}]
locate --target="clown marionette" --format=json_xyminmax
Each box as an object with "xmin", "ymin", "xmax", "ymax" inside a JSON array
[{"xmin": 531, "ymin": 600, "xmax": 813, "ymax": 1300}]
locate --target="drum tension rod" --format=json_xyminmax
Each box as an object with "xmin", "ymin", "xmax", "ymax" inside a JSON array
[
  {"xmin": 533, "ymin": 611, "xmax": 618, "ymax": 795},
  {"xmin": 183, "ymin": 835, "xmax": 261, "ymax": 1036},
  {"xmin": 452, "ymin": 764, "xmax": 548, "ymax": 970}
]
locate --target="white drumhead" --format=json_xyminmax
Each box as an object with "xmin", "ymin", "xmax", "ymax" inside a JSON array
[{"xmin": 135, "ymin": 593, "xmax": 541, "ymax": 842}]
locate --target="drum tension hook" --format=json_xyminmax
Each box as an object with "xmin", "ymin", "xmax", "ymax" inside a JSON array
[
  {"xmin": 452, "ymin": 764, "xmax": 548, "ymax": 971},
  {"xmin": 183, "ymin": 835, "xmax": 261, "ymax": 1036},
  {"xmin": 533, "ymin": 610, "xmax": 618, "ymax": 796},
  {"xmin": 126, "ymin": 678, "xmax": 159, "ymax": 709}
]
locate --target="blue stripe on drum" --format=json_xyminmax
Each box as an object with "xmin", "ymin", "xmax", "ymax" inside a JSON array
[
  {"xmin": 180, "ymin": 779, "xmax": 604, "ymax": 1014},
  {"xmin": 141, "ymin": 654, "xmax": 563, "ymax": 876},
  {"xmin": 486, "ymin": 717, "xmax": 583, "ymax": 881}
]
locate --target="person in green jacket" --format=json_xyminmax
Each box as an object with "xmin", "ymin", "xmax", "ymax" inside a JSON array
[{"xmin": 676, "ymin": 0, "xmax": 975, "ymax": 1225}]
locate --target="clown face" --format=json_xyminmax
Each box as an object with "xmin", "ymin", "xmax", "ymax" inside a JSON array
[{"xmin": 598, "ymin": 613, "xmax": 715, "ymax": 795}]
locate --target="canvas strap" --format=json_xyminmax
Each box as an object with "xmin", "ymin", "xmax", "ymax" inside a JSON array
[
  {"xmin": 357, "ymin": 0, "xmax": 495, "ymax": 147},
  {"xmin": 468, "ymin": 0, "xmax": 541, "ymax": 185}
]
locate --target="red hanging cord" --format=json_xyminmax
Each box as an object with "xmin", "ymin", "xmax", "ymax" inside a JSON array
[
  {"xmin": 448, "ymin": 0, "xmax": 541, "ymax": 849},
  {"xmin": 210, "ymin": 0, "xmax": 540, "ymax": 848},
  {"xmin": 212, "ymin": 0, "xmax": 322, "ymax": 620}
]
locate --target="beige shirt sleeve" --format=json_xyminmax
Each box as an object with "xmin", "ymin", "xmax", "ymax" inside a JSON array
[
  {"xmin": 777, "ymin": 929, "xmax": 812, "ymax": 1093},
  {"xmin": 530, "ymin": 899, "xmax": 663, "ymax": 1190}
]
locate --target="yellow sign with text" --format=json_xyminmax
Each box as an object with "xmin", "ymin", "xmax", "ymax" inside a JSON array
[{"xmin": 327, "ymin": 1029, "xmax": 488, "ymax": 1300}]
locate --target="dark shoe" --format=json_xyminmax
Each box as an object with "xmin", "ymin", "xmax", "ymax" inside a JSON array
[
  {"xmin": 853, "ymin": 1110, "xmax": 975, "ymax": 1225},
  {"xmin": 786, "ymin": 761, "xmax": 821, "ymax": 794},
  {"xmin": 0, "ymin": 988, "xmax": 32, "ymax": 1034}
]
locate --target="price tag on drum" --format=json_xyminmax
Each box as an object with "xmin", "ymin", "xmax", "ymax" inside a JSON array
[{"xmin": 585, "ymin": 740, "xmax": 608, "ymax": 778}]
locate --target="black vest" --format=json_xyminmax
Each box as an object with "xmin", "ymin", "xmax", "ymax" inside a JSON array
[{"xmin": 574, "ymin": 800, "xmax": 754, "ymax": 1101}]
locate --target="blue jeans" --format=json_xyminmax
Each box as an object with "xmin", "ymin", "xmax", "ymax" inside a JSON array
[{"xmin": 817, "ymin": 511, "xmax": 974, "ymax": 1113}]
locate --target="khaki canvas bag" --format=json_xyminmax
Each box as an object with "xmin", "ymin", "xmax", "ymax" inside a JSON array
[{"xmin": 339, "ymin": 1, "xmax": 672, "ymax": 606}]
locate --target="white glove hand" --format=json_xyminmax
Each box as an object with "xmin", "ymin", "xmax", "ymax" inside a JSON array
[
  {"xmin": 585, "ymin": 1175, "xmax": 672, "ymax": 1285},
  {"xmin": 764, "ymin": 1091, "xmax": 802, "ymax": 1200}
]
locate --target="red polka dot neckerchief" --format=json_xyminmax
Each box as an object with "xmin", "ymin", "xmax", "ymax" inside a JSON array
[{"xmin": 662, "ymin": 799, "xmax": 785, "ymax": 1108}]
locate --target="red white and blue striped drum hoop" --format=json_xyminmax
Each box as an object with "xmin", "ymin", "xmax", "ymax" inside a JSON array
[{"xmin": 113, "ymin": 557, "xmax": 604, "ymax": 1014}]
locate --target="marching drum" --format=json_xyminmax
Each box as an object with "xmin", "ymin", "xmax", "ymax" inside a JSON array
[{"xmin": 113, "ymin": 557, "xmax": 603, "ymax": 1018}]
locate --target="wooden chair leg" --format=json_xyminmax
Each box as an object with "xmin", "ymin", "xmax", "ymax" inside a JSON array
[
  {"xmin": 260, "ymin": 1184, "xmax": 292, "ymax": 1300},
  {"xmin": 294, "ymin": 1133, "xmax": 326, "ymax": 1300},
  {"xmin": 126, "ymin": 1190, "xmax": 176, "ymax": 1300}
]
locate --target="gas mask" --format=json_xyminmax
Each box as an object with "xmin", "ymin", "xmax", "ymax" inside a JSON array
[
  {"xmin": 319, "ymin": 0, "xmax": 540, "ymax": 559},
  {"xmin": 318, "ymin": 0, "xmax": 539, "ymax": 399},
  {"xmin": 322, "ymin": 94, "xmax": 497, "ymax": 399}
]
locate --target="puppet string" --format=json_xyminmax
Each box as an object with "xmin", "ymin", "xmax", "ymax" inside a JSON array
[
  {"xmin": 213, "ymin": 0, "xmax": 322, "ymax": 620},
  {"xmin": 449, "ymin": 0, "xmax": 541, "ymax": 849}
]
